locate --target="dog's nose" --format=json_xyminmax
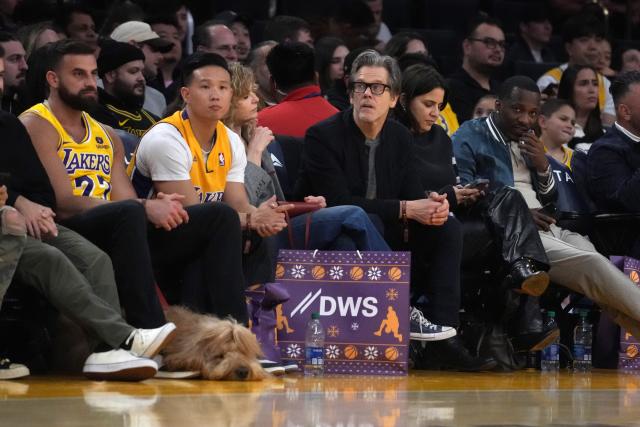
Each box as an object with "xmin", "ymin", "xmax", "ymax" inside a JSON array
[{"xmin": 235, "ymin": 367, "xmax": 249, "ymax": 380}]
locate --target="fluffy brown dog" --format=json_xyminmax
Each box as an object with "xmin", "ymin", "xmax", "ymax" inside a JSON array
[{"xmin": 162, "ymin": 306, "xmax": 267, "ymax": 380}]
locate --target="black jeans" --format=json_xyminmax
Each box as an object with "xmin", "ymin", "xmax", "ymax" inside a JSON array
[
  {"xmin": 62, "ymin": 200, "xmax": 248, "ymax": 326},
  {"xmin": 384, "ymin": 215, "xmax": 463, "ymax": 328}
]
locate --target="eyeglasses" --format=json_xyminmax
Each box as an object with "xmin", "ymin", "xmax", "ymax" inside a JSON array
[
  {"xmin": 351, "ymin": 81, "xmax": 391, "ymax": 95},
  {"xmin": 468, "ymin": 37, "xmax": 507, "ymax": 50}
]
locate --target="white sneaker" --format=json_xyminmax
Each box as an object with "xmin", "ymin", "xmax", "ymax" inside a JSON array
[
  {"xmin": 259, "ymin": 359, "xmax": 285, "ymax": 376},
  {"xmin": 281, "ymin": 361, "xmax": 300, "ymax": 373},
  {"xmin": 122, "ymin": 323, "xmax": 177, "ymax": 359},
  {"xmin": 153, "ymin": 355, "xmax": 200, "ymax": 379},
  {"xmin": 83, "ymin": 349, "xmax": 158, "ymax": 381},
  {"xmin": 0, "ymin": 358, "xmax": 29, "ymax": 380}
]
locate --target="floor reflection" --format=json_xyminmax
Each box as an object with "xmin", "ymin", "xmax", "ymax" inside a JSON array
[{"xmin": 2, "ymin": 372, "xmax": 640, "ymax": 426}]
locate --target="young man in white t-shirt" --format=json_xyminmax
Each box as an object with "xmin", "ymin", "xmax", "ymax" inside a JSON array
[{"xmin": 131, "ymin": 52, "xmax": 290, "ymax": 237}]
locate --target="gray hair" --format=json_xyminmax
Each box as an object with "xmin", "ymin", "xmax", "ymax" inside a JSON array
[{"xmin": 349, "ymin": 49, "xmax": 401, "ymax": 95}]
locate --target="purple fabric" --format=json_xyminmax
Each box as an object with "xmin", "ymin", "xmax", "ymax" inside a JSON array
[
  {"xmin": 617, "ymin": 257, "xmax": 640, "ymax": 370},
  {"xmin": 246, "ymin": 282, "xmax": 290, "ymax": 362},
  {"xmin": 276, "ymin": 250, "xmax": 410, "ymax": 376}
]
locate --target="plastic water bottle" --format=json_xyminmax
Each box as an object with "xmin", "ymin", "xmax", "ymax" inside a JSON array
[
  {"xmin": 573, "ymin": 310, "xmax": 592, "ymax": 372},
  {"xmin": 304, "ymin": 313, "xmax": 325, "ymax": 376},
  {"xmin": 541, "ymin": 311, "xmax": 560, "ymax": 371}
]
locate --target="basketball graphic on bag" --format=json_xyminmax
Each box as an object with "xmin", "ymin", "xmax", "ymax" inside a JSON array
[
  {"xmin": 350, "ymin": 266, "xmax": 364, "ymax": 281},
  {"xmin": 387, "ymin": 267, "xmax": 402, "ymax": 281},
  {"xmin": 344, "ymin": 345, "xmax": 358, "ymax": 359},
  {"xmin": 631, "ymin": 270, "xmax": 640, "ymax": 283},
  {"xmin": 275, "ymin": 264, "xmax": 285, "ymax": 279},
  {"xmin": 312, "ymin": 265, "xmax": 326, "ymax": 280},
  {"xmin": 627, "ymin": 344, "xmax": 639, "ymax": 358},
  {"xmin": 385, "ymin": 347, "xmax": 399, "ymax": 361}
]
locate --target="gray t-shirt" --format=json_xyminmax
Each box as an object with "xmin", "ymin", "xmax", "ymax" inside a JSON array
[{"xmin": 365, "ymin": 137, "xmax": 380, "ymax": 199}]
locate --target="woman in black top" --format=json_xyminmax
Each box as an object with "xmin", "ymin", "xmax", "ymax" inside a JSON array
[
  {"xmin": 397, "ymin": 65, "xmax": 556, "ymax": 364},
  {"xmin": 396, "ymin": 65, "xmax": 482, "ymax": 212}
]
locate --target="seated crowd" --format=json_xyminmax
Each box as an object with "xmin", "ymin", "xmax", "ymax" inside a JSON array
[{"xmin": 1, "ymin": 0, "xmax": 640, "ymax": 380}]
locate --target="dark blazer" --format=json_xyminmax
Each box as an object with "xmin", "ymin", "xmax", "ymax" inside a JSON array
[
  {"xmin": 299, "ymin": 108, "xmax": 424, "ymax": 223},
  {"xmin": 0, "ymin": 111, "xmax": 56, "ymax": 209},
  {"xmin": 588, "ymin": 125, "xmax": 640, "ymax": 212}
]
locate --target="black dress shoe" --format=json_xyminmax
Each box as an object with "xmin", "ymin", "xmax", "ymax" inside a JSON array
[
  {"xmin": 419, "ymin": 336, "xmax": 498, "ymax": 372},
  {"xmin": 510, "ymin": 327, "xmax": 560, "ymax": 353},
  {"xmin": 505, "ymin": 258, "xmax": 550, "ymax": 297}
]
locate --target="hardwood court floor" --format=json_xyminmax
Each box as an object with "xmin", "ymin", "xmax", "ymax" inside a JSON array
[{"xmin": 2, "ymin": 370, "xmax": 640, "ymax": 426}]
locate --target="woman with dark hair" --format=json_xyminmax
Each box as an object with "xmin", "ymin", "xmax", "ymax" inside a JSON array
[
  {"xmin": 557, "ymin": 64, "xmax": 605, "ymax": 153},
  {"xmin": 398, "ymin": 65, "xmax": 555, "ymax": 367},
  {"xmin": 314, "ymin": 36, "xmax": 349, "ymax": 95},
  {"xmin": 384, "ymin": 32, "xmax": 427, "ymax": 59},
  {"xmin": 397, "ymin": 64, "xmax": 474, "ymax": 211}
]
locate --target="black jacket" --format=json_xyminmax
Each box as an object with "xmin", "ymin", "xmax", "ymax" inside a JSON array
[
  {"xmin": 588, "ymin": 124, "xmax": 640, "ymax": 212},
  {"xmin": 0, "ymin": 111, "xmax": 56, "ymax": 209},
  {"xmin": 299, "ymin": 108, "xmax": 424, "ymax": 223},
  {"xmin": 412, "ymin": 125, "xmax": 459, "ymax": 212}
]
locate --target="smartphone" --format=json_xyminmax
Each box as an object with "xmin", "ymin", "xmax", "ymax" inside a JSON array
[
  {"xmin": 465, "ymin": 178, "xmax": 490, "ymax": 189},
  {"xmin": 0, "ymin": 172, "xmax": 10, "ymax": 187},
  {"xmin": 539, "ymin": 202, "xmax": 557, "ymax": 217}
]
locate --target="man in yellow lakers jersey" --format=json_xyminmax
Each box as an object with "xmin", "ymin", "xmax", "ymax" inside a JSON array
[
  {"xmin": 131, "ymin": 52, "xmax": 290, "ymax": 237},
  {"xmin": 20, "ymin": 40, "xmax": 250, "ymax": 326},
  {"xmin": 536, "ymin": 14, "xmax": 615, "ymax": 126}
]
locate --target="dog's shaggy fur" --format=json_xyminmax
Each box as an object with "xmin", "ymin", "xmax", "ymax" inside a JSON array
[{"xmin": 163, "ymin": 306, "xmax": 266, "ymax": 380}]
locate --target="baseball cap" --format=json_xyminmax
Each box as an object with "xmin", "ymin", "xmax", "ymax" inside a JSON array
[{"xmin": 110, "ymin": 21, "xmax": 173, "ymax": 53}]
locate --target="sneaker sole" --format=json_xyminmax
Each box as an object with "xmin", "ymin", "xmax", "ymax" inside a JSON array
[
  {"xmin": 141, "ymin": 324, "xmax": 177, "ymax": 359},
  {"xmin": 410, "ymin": 328, "xmax": 457, "ymax": 341},
  {"xmin": 155, "ymin": 370, "xmax": 201, "ymax": 379},
  {"xmin": 282, "ymin": 363, "xmax": 300, "ymax": 373},
  {"xmin": 516, "ymin": 272, "xmax": 550, "ymax": 297},
  {"xmin": 263, "ymin": 366, "xmax": 286, "ymax": 376},
  {"xmin": 527, "ymin": 328, "xmax": 561, "ymax": 352},
  {"xmin": 84, "ymin": 361, "xmax": 157, "ymax": 382},
  {"xmin": 0, "ymin": 365, "xmax": 30, "ymax": 380}
]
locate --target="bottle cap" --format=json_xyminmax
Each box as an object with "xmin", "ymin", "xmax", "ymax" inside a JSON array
[
  {"xmin": 548, "ymin": 311, "xmax": 556, "ymax": 317},
  {"xmin": 311, "ymin": 313, "xmax": 320, "ymax": 319}
]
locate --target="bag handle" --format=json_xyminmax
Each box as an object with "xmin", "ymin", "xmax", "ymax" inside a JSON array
[{"xmin": 286, "ymin": 210, "xmax": 313, "ymax": 249}]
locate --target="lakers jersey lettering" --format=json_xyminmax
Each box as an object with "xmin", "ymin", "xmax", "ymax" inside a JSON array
[
  {"xmin": 61, "ymin": 149, "xmax": 112, "ymax": 175},
  {"xmin": 22, "ymin": 103, "xmax": 114, "ymax": 200}
]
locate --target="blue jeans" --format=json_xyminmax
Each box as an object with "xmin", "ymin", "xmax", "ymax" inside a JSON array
[{"xmin": 277, "ymin": 205, "xmax": 390, "ymax": 251}]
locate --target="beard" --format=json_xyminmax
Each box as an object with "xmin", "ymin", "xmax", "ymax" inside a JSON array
[
  {"xmin": 112, "ymin": 79, "xmax": 145, "ymax": 109},
  {"xmin": 58, "ymin": 83, "xmax": 98, "ymax": 111}
]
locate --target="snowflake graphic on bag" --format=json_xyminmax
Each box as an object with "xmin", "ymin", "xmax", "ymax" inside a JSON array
[
  {"xmin": 367, "ymin": 267, "xmax": 382, "ymax": 281},
  {"xmin": 286, "ymin": 343, "xmax": 302, "ymax": 358},
  {"xmin": 291, "ymin": 265, "xmax": 306, "ymax": 279},
  {"xmin": 326, "ymin": 345, "xmax": 340, "ymax": 359},
  {"xmin": 329, "ymin": 266, "xmax": 344, "ymax": 280},
  {"xmin": 364, "ymin": 346, "xmax": 379, "ymax": 360}
]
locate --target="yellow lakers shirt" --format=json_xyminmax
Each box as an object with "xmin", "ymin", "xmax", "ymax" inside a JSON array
[
  {"xmin": 22, "ymin": 102, "xmax": 114, "ymax": 200},
  {"xmin": 129, "ymin": 109, "xmax": 247, "ymax": 202}
]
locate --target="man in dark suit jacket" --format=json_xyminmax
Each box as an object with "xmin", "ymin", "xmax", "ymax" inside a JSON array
[
  {"xmin": 588, "ymin": 71, "xmax": 640, "ymax": 257},
  {"xmin": 300, "ymin": 49, "xmax": 496, "ymax": 371}
]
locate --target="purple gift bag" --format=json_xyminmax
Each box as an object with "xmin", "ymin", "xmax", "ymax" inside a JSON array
[
  {"xmin": 275, "ymin": 250, "xmax": 410, "ymax": 376},
  {"xmin": 246, "ymin": 282, "xmax": 291, "ymax": 363},
  {"xmin": 617, "ymin": 257, "xmax": 640, "ymax": 370}
]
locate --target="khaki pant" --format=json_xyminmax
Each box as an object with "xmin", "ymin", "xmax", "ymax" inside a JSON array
[{"xmin": 541, "ymin": 224, "xmax": 640, "ymax": 338}]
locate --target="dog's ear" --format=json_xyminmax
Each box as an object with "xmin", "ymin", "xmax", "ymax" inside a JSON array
[{"xmin": 232, "ymin": 325, "xmax": 263, "ymax": 357}]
